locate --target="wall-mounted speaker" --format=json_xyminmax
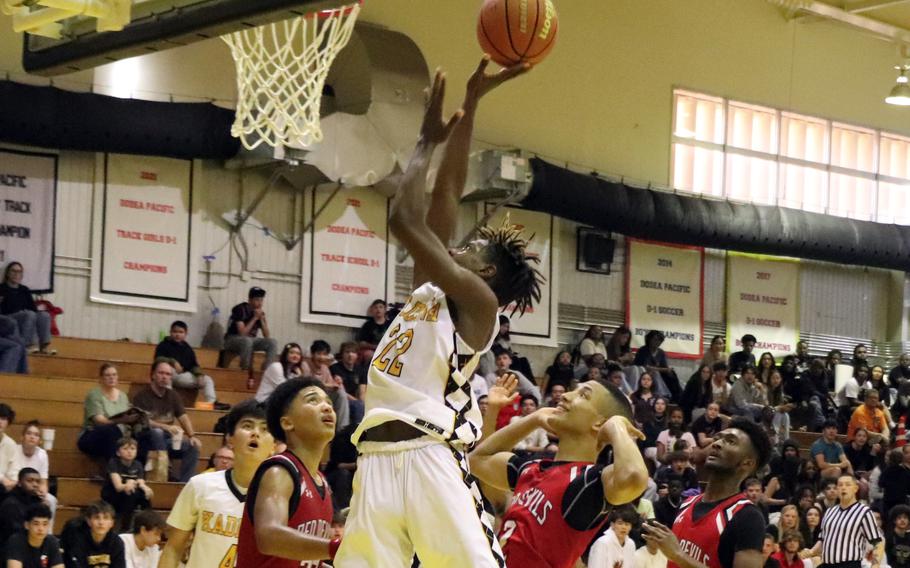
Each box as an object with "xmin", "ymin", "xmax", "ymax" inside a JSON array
[{"xmin": 576, "ymin": 227, "xmax": 615, "ymax": 274}]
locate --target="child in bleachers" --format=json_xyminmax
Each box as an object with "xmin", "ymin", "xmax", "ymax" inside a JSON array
[
  {"xmin": 3, "ymin": 503, "xmax": 63, "ymax": 568},
  {"xmin": 60, "ymin": 500, "xmax": 125, "ymax": 568},
  {"xmin": 101, "ymin": 438, "xmax": 153, "ymax": 532},
  {"xmin": 120, "ymin": 509, "xmax": 165, "ymax": 568}
]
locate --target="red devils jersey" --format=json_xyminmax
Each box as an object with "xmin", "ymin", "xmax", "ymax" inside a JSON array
[
  {"xmin": 237, "ymin": 451, "xmax": 334, "ymax": 568},
  {"xmin": 668, "ymin": 493, "xmax": 753, "ymax": 568},
  {"xmin": 499, "ymin": 459, "xmax": 611, "ymax": 568}
]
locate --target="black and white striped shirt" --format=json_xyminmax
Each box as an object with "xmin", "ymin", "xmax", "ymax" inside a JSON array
[{"xmin": 820, "ymin": 501, "xmax": 883, "ymax": 564}]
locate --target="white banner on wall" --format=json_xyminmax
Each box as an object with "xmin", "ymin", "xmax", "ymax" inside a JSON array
[
  {"xmin": 0, "ymin": 149, "xmax": 57, "ymax": 292},
  {"xmin": 726, "ymin": 252, "xmax": 800, "ymax": 358},
  {"xmin": 300, "ymin": 186, "xmax": 395, "ymax": 327},
  {"xmin": 91, "ymin": 153, "xmax": 197, "ymax": 312},
  {"xmin": 484, "ymin": 204, "xmax": 558, "ymax": 347},
  {"xmin": 626, "ymin": 239, "xmax": 704, "ymax": 359}
]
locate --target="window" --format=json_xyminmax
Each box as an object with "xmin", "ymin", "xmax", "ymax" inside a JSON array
[{"xmin": 672, "ymin": 89, "xmax": 910, "ymax": 225}]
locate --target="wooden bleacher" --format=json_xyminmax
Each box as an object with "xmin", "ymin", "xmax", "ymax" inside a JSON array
[{"xmin": 0, "ymin": 337, "xmax": 263, "ymax": 533}]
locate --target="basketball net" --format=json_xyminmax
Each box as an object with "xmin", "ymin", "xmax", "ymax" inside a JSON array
[{"xmin": 222, "ymin": 2, "xmax": 361, "ymax": 151}]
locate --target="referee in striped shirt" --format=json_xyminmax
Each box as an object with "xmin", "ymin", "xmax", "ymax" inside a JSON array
[{"xmin": 800, "ymin": 475, "xmax": 884, "ymax": 568}]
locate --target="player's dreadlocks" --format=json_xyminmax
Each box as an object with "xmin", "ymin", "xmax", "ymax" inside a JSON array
[{"xmin": 476, "ymin": 219, "xmax": 544, "ymax": 316}]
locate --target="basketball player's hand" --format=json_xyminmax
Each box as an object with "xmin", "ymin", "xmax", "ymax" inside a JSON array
[
  {"xmin": 420, "ymin": 70, "xmax": 463, "ymax": 145},
  {"xmin": 598, "ymin": 415, "xmax": 645, "ymax": 449},
  {"xmin": 641, "ymin": 521, "xmax": 682, "ymax": 561},
  {"xmin": 466, "ymin": 55, "xmax": 530, "ymax": 104},
  {"xmin": 534, "ymin": 407, "xmax": 560, "ymax": 434},
  {"xmin": 488, "ymin": 373, "xmax": 519, "ymax": 407}
]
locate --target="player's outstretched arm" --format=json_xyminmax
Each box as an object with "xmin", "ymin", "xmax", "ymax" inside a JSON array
[
  {"xmin": 426, "ymin": 56, "xmax": 529, "ymax": 246},
  {"xmin": 598, "ymin": 416, "xmax": 649, "ymax": 505},
  {"xmin": 390, "ymin": 70, "xmax": 499, "ymax": 350},
  {"xmin": 158, "ymin": 527, "xmax": 192, "ymax": 568},
  {"xmin": 252, "ymin": 466, "xmax": 337, "ymax": 562}
]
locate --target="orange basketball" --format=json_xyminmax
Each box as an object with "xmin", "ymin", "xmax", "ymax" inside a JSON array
[{"xmin": 477, "ymin": 0, "xmax": 558, "ymax": 67}]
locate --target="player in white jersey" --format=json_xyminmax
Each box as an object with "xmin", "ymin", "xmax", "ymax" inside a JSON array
[
  {"xmin": 335, "ymin": 57, "xmax": 542, "ymax": 568},
  {"xmin": 158, "ymin": 400, "xmax": 275, "ymax": 568}
]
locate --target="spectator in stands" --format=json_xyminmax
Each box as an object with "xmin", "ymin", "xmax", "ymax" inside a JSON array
[
  {"xmin": 811, "ymin": 420, "xmax": 852, "ymax": 480},
  {"xmin": 510, "ymin": 395, "xmax": 550, "ymax": 455},
  {"xmin": 330, "ymin": 341, "xmax": 367, "ymax": 425},
  {"xmin": 653, "ymin": 479, "xmax": 684, "ymax": 526},
  {"xmin": 882, "ymin": 447, "xmax": 910, "ymax": 513},
  {"xmin": 887, "ymin": 505, "xmax": 910, "ymax": 568},
  {"xmin": 634, "ymin": 330, "xmax": 681, "ymax": 402},
  {"xmin": 778, "ymin": 355, "xmax": 800, "ymax": 394},
  {"xmin": 119, "ymin": 509, "xmax": 164, "ymax": 568},
  {"xmin": 767, "ymin": 370, "xmax": 794, "ymax": 443},
  {"xmin": 491, "ymin": 316, "xmax": 534, "ymax": 381},
  {"xmin": 773, "ymin": 530, "xmax": 805, "ymax": 568},
  {"xmin": 777, "ymin": 504, "xmax": 800, "ymax": 539},
  {"xmin": 870, "ymin": 365, "xmax": 892, "ymax": 407},
  {"xmin": 132, "ymin": 359, "xmax": 201, "ymax": 482},
  {"xmin": 758, "ymin": 352, "xmax": 777, "ymax": 386},
  {"xmin": 541, "ymin": 350, "xmax": 574, "ymax": 399},
  {"xmin": 636, "ymin": 536, "xmax": 668, "ymax": 568},
  {"xmin": 691, "ymin": 402, "xmax": 725, "ymax": 449},
  {"xmin": 893, "ymin": 382, "xmax": 910, "ymax": 426},
  {"xmin": 255, "ymin": 342, "xmax": 303, "ymax": 403},
  {"xmin": 4, "ymin": 422, "xmax": 56, "ymax": 519},
  {"xmin": 326, "ymin": 422, "xmax": 357, "ymax": 512},
  {"xmin": 300, "ymin": 339, "xmax": 350, "ymax": 431},
  {"xmin": 222, "ymin": 286, "xmax": 278, "ymax": 371},
  {"xmin": 0, "ymin": 468, "xmax": 42, "ymax": 557},
  {"xmin": 642, "ymin": 397, "xmax": 668, "ymax": 463},
  {"xmin": 356, "ymin": 299, "xmax": 391, "ymax": 362},
  {"xmin": 727, "ymin": 365, "xmax": 768, "ymax": 420},
  {"xmin": 0, "ymin": 262, "xmax": 53, "ymax": 355},
  {"xmin": 155, "ymin": 321, "xmax": 228, "ymax": 411},
  {"xmin": 744, "ymin": 478, "xmax": 770, "ymax": 523},
  {"xmin": 204, "ymin": 445, "xmax": 234, "ymax": 473},
  {"xmin": 801, "ymin": 505, "xmax": 823, "ymax": 550},
  {"xmin": 588, "ymin": 505, "xmax": 638, "ymax": 568},
  {"xmin": 728, "ymin": 334, "xmax": 758, "ymax": 374},
  {"xmin": 604, "ymin": 363, "xmax": 633, "ymax": 395},
  {"xmin": 847, "ymin": 389, "xmax": 890, "ymax": 442},
  {"xmin": 546, "ymin": 383, "xmax": 566, "ymax": 408},
  {"xmin": 838, "ymin": 365, "xmax": 869, "ymax": 427},
  {"xmin": 794, "ymin": 340, "xmax": 810, "ymax": 368},
  {"xmin": 59, "ymin": 500, "xmax": 124, "ymax": 568},
  {"xmin": 852, "ymin": 343, "xmax": 870, "ymax": 367},
  {"xmin": 701, "ymin": 335, "xmax": 728, "ymax": 370},
  {"xmin": 845, "ymin": 427, "xmax": 880, "ymax": 476},
  {"xmin": 4, "ymin": 502, "xmax": 62, "ymax": 568},
  {"xmin": 798, "ymin": 359, "xmax": 831, "ymax": 432},
  {"xmin": 574, "ymin": 352, "xmax": 606, "ymax": 381},
  {"xmin": 578, "ymin": 324, "xmax": 607, "ymax": 365},
  {"xmin": 0, "ymin": 315, "xmax": 27, "ymax": 374},
  {"xmin": 631, "ymin": 372, "xmax": 658, "ymax": 424},
  {"xmin": 762, "ymin": 533, "xmax": 781, "ymax": 568},
  {"xmin": 485, "ymin": 350, "xmax": 541, "ymax": 402},
  {"xmin": 817, "ymin": 479, "xmax": 840, "ymax": 512},
  {"xmin": 709, "ymin": 361, "xmax": 732, "ymax": 409},
  {"xmin": 656, "ymin": 407, "xmax": 696, "ymax": 463},
  {"xmin": 77, "ymin": 363, "xmax": 137, "ymax": 461},
  {"xmin": 101, "ymin": 437, "xmax": 152, "ymax": 532},
  {"xmin": 654, "ymin": 451, "xmax": 698, "ymax": 490},
  {"xmin": 891, "ymin": 354, "xmax": 910, "ymax": 387},
  {"xmin": 0, "ymin": 403, "xmax": 16, "ymax": 496},
  {"xmin": 798, "ymin": 461, "xmax": 822, "ymax": 495},
  {"xmin": 605, "ymin": 325, "xmax": 634, "ymax": 366},
  {"xmin": 765, "ymin": 441, "xmax": 802, "ymax": 512},
  {"xmin": 680, "ymin": 364, "xmax": 712, "ymax": 423}
]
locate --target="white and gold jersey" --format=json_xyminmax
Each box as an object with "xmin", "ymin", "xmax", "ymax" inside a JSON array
[
  {"xmin": 351, "ymin": 281, "xmax": 499, "ymax": 448},
  {"xmin": 166, "ymin": 469, "xmax": 246, "ymax": 568}
]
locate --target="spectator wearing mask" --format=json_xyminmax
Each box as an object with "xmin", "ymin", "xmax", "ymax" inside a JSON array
[
  {"xmin": 330, "ymin": 341, "xmax": 368, "ymax": 425},
  {"xmin": 701, "ymin": 335, "xmax": 728, "ymax": 370},
  {"xmin": 847, "ymin": 389, "xmax": 890, "ymax": 443},
  {"xmin": 634, "ymin": 330, "xmax": 681, "ymax": 402},
  {"xmin": 588, "ymin": 505, "xmax": 639, "ymax": 568},
  {"xmin": 890, "ymin": 354, "xmax": 910, "ymax": 387},
  {"xmin": 119, "ymin": 509, "xmax": 164, "ymax": 568},
  {"xmin": 59, "ymin": 501, "xmax": 125, "ymax": 568},
  {"xmin": 655, "ymin": 407, "xmax": 696, "ymax": 464},
  {"xmin": 221, "ymin": 286, "xmax": 278, "ymax": 371},
  {"xmin": 255, "ymin": 342, "xmax": 304, "ymax": 403},
  {"xmin": 155, "ymin": 321, "xmax": 228, "ymax": 410},
  {"xmin": 0, "ymin": 262, "xmax": 53, "ymax": 355},
  {"xmin": 606, "ymin": 325, "xmax": 635, "ymax": 366},
  {"xmin": 887, "ymin": 505, "xmax": 910, "ymax": 568},
  {"xmin": 4, "ymin": 503, "xmax": 62, "ymax": 568},
  {"xmin": 727, "ymin": 365, "xmax": 768, "ymax": 420},
  {"xmin": 356, "ymin": 299, "xmax": 391, "ymax": 361},
  {"xmin": 728, "ymin": 334, "xmax": 758, "ymax": 374}
]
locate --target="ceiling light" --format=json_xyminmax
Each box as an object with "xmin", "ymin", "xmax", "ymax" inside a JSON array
[{"xmin": 886, "ymin": 65, "xmax": 910, "ymax": 106}]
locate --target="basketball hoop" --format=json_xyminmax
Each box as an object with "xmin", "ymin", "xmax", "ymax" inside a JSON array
[{"xmin": 222, "ymin": 2, "xmax": 361, "ymax": 151}]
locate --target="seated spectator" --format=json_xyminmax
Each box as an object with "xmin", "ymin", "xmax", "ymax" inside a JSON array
[
  {"xmin": 485, "ymin": 351, "xmax": 541, "ymax": 402},
  {"xmin": 709, "ymin": 362, "xmax": 732, "ymax": 409},
  {"xmin": 221, "ymin": 286, "xmax": 278, "ymax": 371},
  {"xmin": 852, "ymin": 343, "xmax": 869, "ymax": 368},
  {"xmin": 891, "ymin": 353, "xmax": 910, "ymax": 387},
  {"xmin": 680, "ymin": 364, "xmax": 713, "ymax": 423},
  {"xmin": 330, "ymin": 341, "xmax": 367, "ymax": 425},
  {"xmin": 882, "ymin": 446, "xmax": 910, "ymax": 513},
  {"xmin": 155, "ymin": 321, "xmax": 228, "ymax": 410},
  {"xmin": 728, "ymin": 333, "xmax": 757, "ymax": 374},
  {"xmin": 326, "ymin": 423, "xmax": 357, "ymax": 512},
  {"xmin": 824, "ymin": 350, "xmax": 842, "ymax": 390},
  {"xmin": 574, "ymin": 352, "xmax": 606, "ymax": 382},
  {"xmin": 869, "ymin": 364, "xmax": 893, "ymax": 408},
  {"xmin": 691, "ymin": 402, "xmax": 725, "ymax": 449},
  {"xmin": 4, "ymin": 503, "xmax": 62, "ymax": 568},
  {"xmin": 894, "ymin": 382, "xmax": 910, "ymax": 428},
  {"xmin": 634, "ymin": 330, "xmax": 680, "ymax": 402},
  {"xmin": 588, "ymin": 505, "xmax": 638, "ymax": 568},
  {"xmin": 491, "ymin": 316, "xmax": 534, "ymax": 380},
  {"xmin": 887, "ymin": 505, "xmax": 910, "ymax": 568},
  {"xmin": 766, "ymin": 370, "xmax": 794, "ymax": 443},
  {"xmin": 356, "ymin": 299, "xmax": 391, "ymax": 362},
  {"xmin": 578, "ymin": 324, "xmax": 607, "ymax": 366},
  {"xmin": 653, "ymin": 479, "xmax": 684, "ymax": 526},
  {"xmin": 700, "ymin": 335, "xmax": 728, "ymax": 370},
  {"xmin": 654, "ymin": 451, "xmax": 698, "ymax": 490},
  {"xmin": 816, "ymin": 479, "xmax": 838, "ymax": 512},
  {"xmin": 744, "ymin": 477, "xmax": 770, "ymax": 523},
  {"xmin": 0, "ymin": 403, "xmax": 17, "ymax": 495},
  {"xmin": 604, "ymin": 363, "xmax": 633, "ymax": 395},
  {"xmin": 4, "ymin": 422, "xmax": 57, "ymax": 520},
  {"xmin": 810, "ymin": 420, "xmax": 852, "ymax": 480},
  {"xmin": 764, "ymin": 441, "xmax": 801, "ymax": 511},
  {"xmin": 642, "ymin": 398, "xmax": 668, "ymax": 463},
  {"xmin": 77, "ymin": 363, "xmax": 137, "ymax": 461},
  {"xmin": 0, "ymin": 262, "xmax": 53, "ymax": 354},
  {"xmin": 655, "ymin": 407, "xmax": 696, "ymax": 464},
  {"xmin": 255, "ymin": 342, "xmax": 304, "ymax": 402},
  {"xmin": 837, "ymin": 364, "xmax": 869, "ymax": 429},
  {"xmin": 794, "ymin": 340, "xmax": 811, "ymax": 370},
  {"xmin": 762, "ymin": 533, "xmax": 781, "ymax": 568},
  {"xmin": 847, "ymin": 389, "xmax": 890, "ymax": 442},
  {"xmin": 509, "ymin": 395, "xmax": 550, "ymax": 454},
  {"xmin": 797, "ymin": 462, "xmax": 822, "ymax": 496},
  {"xmin": 636, "ymin": 537, "xmax": 668, "ymax": 568},
  {"xmin": 204, "ymin": 445, "xmax": 234, "ymax": 473},
  {"xmin": 758, "ymin": 352, "xmax": 777, "ymax": 387},
  {"xmin": 101, "ymin": 437, "xmax": 153, "ymax": 532},
  {"xmin": 776, "ymin": 504, "xmax": 800, "ymax": 538},
  {"xmin": 605, "ymin": 325, "xmax": 634, "ymax": 366},
  {"xmin": 131, "ymin": 359, "xmax": 201, "ymax": 482},
  {"xmin": 844, "ymin": 427, "xmax": 880, "ymax": 475},
  {"xmin": 631, "ymin": 372, "xmax": 658, "ymax": 425},
  {"xmin": 772, "ymin": 530, "xmax": 805, "ymax": 568},
  {"xmin": 726, "ymin": 365, "xmax": 767, "ymax": 420},
  {"xmin": 545, "ymin": 383, "xmax": 566, "ymax": 408},
  {"xmin": 120, "ymin": 509, "xmax": 165, "ymax": 568},
  {"xmin": 541, "ymin": 350, "xmax": 574, "ymax": 398},
  {"xmin": 301, "ymin": 340, "xmax": 350, "ymax": 431},
  {"xmin": 0, "ymin": 315, "xmax": 27, "ymax": 374},
  {"xmin": 801, "ymin": 505, "xmax": 822, "ymax": 551},
  {"xmin": 795, "ymin": 360, "xmax": 831, "ymax": 432},
  {"xmin": 0, "ymin": 469, "xmax": 43, "ymax": 556},
  {"xmin": 59, "ymin": 501, "xmax": 124, "ymax": 568}
]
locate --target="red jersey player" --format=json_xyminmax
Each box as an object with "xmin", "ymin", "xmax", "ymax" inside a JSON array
[
  {"xmin": 469, "ymin": 378, "xmax": 649, "ymax": 568},
  {"xmin": 642, "ymin": 417, "xmax": 771, "ymax": 568},
  {"xmin": 237, "ymin": 378, "xmax": 339, "ymax": 567}
]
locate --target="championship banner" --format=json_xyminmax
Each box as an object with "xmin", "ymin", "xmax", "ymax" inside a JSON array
[
  {"xmin": 91, "ymin": 153, "xmax": 197, "ymax": 312},
  {"xmin": 485, "ymin": 204, "xmax": 557, "ymax": 347},
  {"xmin": 726, "ymin": 252, "xmax": 800, "ymax": 358},
  {"xmin": 300, "ymin": 186, "xmax": 394, "ymax": 326},
  {"xmin": 0, "ymin": 149, "xmax": 57, "ymax": 292},
  {"xmin": 626, "ymin": 239, "xmax": 704, "ymax": 359}
]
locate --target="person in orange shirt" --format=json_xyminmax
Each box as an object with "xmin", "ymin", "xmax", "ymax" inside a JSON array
[{"xmin": 847, "ymin": 389, "xmax": 890, "ymax": 442}]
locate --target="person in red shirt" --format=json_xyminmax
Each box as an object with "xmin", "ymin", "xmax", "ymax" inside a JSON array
[
  {"xmin": 642, "ymin": 417, "xmax": 771, "ymax": 568},
  {"xmin": 237, "ymin": 378, "xmax": 339, "ymax": 567},
  {"xmin": 772, "ymin": 530, "xmax": 805, "ymax": 568},
  {"xmin": 469, "ymin": 378, "xmax": 649, "ymax": 568}
]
